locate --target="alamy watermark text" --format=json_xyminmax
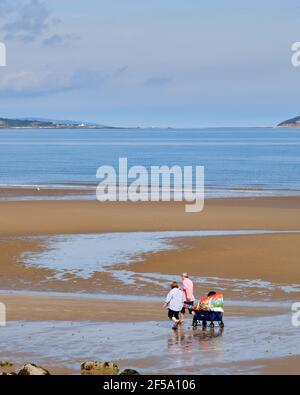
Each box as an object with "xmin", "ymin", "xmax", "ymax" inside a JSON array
[
  {"xmin": 291, "ymin": 42, "xmax": 300, "ymax": 67},
  {"xmin": 96, "ymin": 158, "xmax": 204, "ymax": 213},
  {"xmin": 0, "ymin": 42, "xmax": 6, "ymax": 67}
]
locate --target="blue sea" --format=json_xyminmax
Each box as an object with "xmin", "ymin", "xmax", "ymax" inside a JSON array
[{"xmin": 0, "ymin": 127, "xmax": 300, "ymax": 198}]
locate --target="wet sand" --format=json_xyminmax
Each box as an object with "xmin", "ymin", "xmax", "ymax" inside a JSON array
[
  {"xmin": 0, "ymin": 196, "xmax": 300, "ymax": 237},
  {"xmin": 129, "ymin": 233, "xmax": 300, "ymax": 283},
  {"xmin": 1, "ymin": 293, "xmax": 165, "ymax": 322},
  {"xmin": 0, "ymin": 195, "xmax": 299, "ymax": 296},
  {"xmin": 0, "ymin": 292, "xmax": 287, "ymax": 322},
  {"xmin": 125, "ymin": 233, "xmax": 300, "ymax": 299},
  {"xmin": 0, "ymin": 310, "xmax": 299, "ymax": 375},
  {"xmin": 0, "ymin": 194, "xmax": 300, "ymax": 374},
  {"xmin": 0, "ymin": 231, "xmax": 299, "ymax": 301},
  {"xmin": 256, "ymin": 355, "xmax": 300, "ymax": 375},
  {"xmin": 0, "ymin": 186, "xmax": 94, "ymax": 199}
]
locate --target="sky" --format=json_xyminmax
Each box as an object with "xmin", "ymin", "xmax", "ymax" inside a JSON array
[{"xmin": 0, "ymin": 0, "xmax": 300, "ymax": 127}]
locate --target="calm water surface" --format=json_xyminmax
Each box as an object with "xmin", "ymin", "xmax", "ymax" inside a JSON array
[{"xmin": 0, "ymin": 127, "xmax": 300, "ymax": 197}]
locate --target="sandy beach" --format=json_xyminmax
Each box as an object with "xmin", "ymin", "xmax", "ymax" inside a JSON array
[
  {"xmin": 1, "ymin": 195, "xmax": 300, "ymax": 237},
  {"xmin": 0, "ymin": 195, "xmax": 299, "ymax": 294},
  {"xmin": 0, "ymin": 193, "xmax": 300, "ymax": 374},
  {"xmin": 2, "ymin": 0, "xmax": 300, "ymax": 379}
]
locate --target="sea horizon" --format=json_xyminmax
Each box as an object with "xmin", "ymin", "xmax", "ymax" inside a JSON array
[{"xmin": 0, "ymin": 126, "xmax": 299, "ymax": 200}]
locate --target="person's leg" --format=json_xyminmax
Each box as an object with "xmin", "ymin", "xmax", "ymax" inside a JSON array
[
  {"xmin": 172, "ymin": 311, "xmax": 180, "ymax": 329},
  {"xmin": 168, "ymin": 309, "xmax": 179, "ymax": 329},
  {"xmin": 188, "ymin": 301, "xmax": 195, "ymax": 315},
  {"xmin": 180, "ymin": 305, "xmax": 186, "ymax": 323}
]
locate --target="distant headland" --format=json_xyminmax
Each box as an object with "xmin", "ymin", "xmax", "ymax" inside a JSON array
[
  {"xmin": 277, "ymin": 116, "xmax": 300, "ymax": 128},
  {"xmin": 0, "ymin": 117, "xmax": 119, "ymax": 129},
  {"xmin": 2, "ymin": 115, "xmax": 300, "ymax": 129}
]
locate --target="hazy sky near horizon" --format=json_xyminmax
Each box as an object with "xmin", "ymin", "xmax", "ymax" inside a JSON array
[{"xmin": 0, "ymin": 0, "xmax": 300, "ymax": 127}]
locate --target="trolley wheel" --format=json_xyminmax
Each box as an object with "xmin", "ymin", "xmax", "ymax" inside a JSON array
[
  {"xmin": 219, "ymin": 321, "xmax": 224, "ymax": 329},
  {"xmin": 202, "ymin": 320, "xmax": 207, "ymax": 329},
  {"xmin": 192, "ymin": 318, "xmax": 198, "ymax": 328},
  {"xmin": 209, "ymin": 322, "xmax": 215, "ymax": 328}
]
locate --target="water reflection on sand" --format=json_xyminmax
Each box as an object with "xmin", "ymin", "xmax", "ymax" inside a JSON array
[
  {"xmin": 18, "ymin": 230, "xmax": 300, "ymax": 299},
  {"xmin": 0, "ymin": 312, "xmax": 299, "ymax": 374}
]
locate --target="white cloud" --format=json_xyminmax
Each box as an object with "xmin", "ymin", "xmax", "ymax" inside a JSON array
[
  {"xmin": 0, "ymin": 70, "xmax": 74, "ymax": 94},
  {"xmin": 0, "ymin": 68, "xmax": 103, "ymax": 96},
  {"xmin": 0, "ymin": 0, "xmax": 75, "ymax": 45}
]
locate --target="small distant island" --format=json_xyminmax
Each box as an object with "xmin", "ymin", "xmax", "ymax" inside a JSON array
[
  {"xmin": 277, "ymin": 116, "xmax": 300, "ymax": 128},
  {"xmin": 0, "ymin": 117, "xmax": 118, "ymax": 129}
]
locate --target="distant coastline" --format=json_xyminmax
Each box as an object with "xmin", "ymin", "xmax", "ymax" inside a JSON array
[
  {"xmin": 277, "ymin": 116, "xmax": 300, "ymax": 129},
  {"xmin": 0, "ymin": 117, "xmax": 120, "ymax": 129},
  {"xmin": 1, "ymin": 115, "xmax": 300, "ymax": 129}
]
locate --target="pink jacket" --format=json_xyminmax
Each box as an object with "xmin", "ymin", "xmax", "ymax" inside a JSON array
[{"xmin": 182, "ymin": 278, "xmax": 195, "ymax": 302}]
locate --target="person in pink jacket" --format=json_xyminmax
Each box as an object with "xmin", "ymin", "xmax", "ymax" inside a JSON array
[{"xmin": 180, "ymin": 272, "xmax": 195, "ymax": 323}]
